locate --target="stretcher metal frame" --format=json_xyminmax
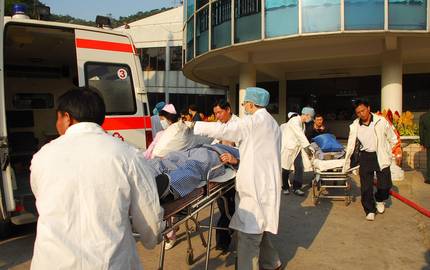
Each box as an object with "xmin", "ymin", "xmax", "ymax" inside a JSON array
[
  {"xmin": 312, "ymin": 168, "xmax": 352, "ymax": 206},
  {"xmin": 158, "ymin": 163, "xmax": 235, "ymax": 270}
]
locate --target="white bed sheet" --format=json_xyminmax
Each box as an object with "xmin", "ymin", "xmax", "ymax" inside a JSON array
[
  {"xmin": 196, "ymin": 167, "xmax": 236, "ymax": 188},
  {"xmin": 313, "ymin": 159, "xmax": 346, "ymax": 172}
]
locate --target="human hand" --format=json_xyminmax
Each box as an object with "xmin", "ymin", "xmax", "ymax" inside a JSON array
[
  {"xmin": 304, "ymin": 146, "xmax": 313, "ymax": 159},
  {"xmin": 220, "ymin": 153, "xmax": 238, "ymax": 165}
]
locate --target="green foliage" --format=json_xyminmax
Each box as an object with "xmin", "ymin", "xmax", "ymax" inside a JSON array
[{"xmin": 4, "ymin": 0, "xmax": 172, "ymax": 28}]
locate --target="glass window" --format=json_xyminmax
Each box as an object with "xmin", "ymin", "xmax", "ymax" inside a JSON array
[
  {"xmin": 256, "ymin": 81, "xmax": 279, "ymax": 114},
  {"xmin": 187, "ymin": 0, "xmax": 195, "ymax": 19},
  {"xmin": 389, "ymin": 0, "xmax": 427, "ymax": 30},
  {"xmin": 234, "ymin": 0, "xmax": 262, "ymax": 43},
  {"xmin": 85, "ymin": 63, "xmax": 136, "ymax": 115},
  {"xmin": 211, "ymin": 0, "xmax": 232, "ymax": 49},
  {"xmin": 196, "ymin": 6, "xmax": 209, "ymax": 55},
  {"xmin": 197, "ymin": 0, "xmax": 209, "ymax": 9},
  {"xmin": 345, "ymin": 0, "xmax": 384, "ymax": 30},
  {"xmin": 184, "ymin": 0, "xmax": 188, "ymax": 21},
  {"xmin": 187, "ymin": 17, "xmax": 194, "ymax": 61},
  {"xmin": 265, "ymin": 0, "xmax": 298, "ymax": 38},
  {"xmin": 169, "ymin": 46, "xmax": 182, "ymax": 71},
  {"xmin": 137, "ymin": 47, "xmax": 166, "ymax": 71},
  {"xmin": 403, "ymin": 73, "xmax": 430, "ymax": 111},
  {"xmin": 302, "ymin": 0, "xmax": 341, "ymax": 33}
]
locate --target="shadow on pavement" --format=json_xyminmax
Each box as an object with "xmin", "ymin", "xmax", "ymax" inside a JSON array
[{"xmin": 0, "ymin": 223, "xmax": 36, "ymax": 269}]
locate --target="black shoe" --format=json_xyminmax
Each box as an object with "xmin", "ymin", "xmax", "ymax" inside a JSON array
[{"xmin": 215, "ymin": 245, "xmax": 229, "ymax": 253}]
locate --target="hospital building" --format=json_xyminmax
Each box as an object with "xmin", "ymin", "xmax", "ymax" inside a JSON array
[{"xmin": 125, "ymin": 1, "xmax": 430, "ymax": 138}]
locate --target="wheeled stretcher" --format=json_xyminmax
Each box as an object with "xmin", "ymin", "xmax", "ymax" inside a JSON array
[
  {"xmin": 158, "ymin": 163, "xmax": 236, "ymax": 270},
  {"xmin": 312, "ymin": 159, "xmax": 352, "ymax": 206}
]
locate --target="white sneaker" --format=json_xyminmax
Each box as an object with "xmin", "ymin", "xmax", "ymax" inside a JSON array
[
  {"xmin": 376, "ymin": 202, "xmax": 385, "ymax": 214},
  {"xmin": 293, "ymin": 189, "xmax": 305, "ymax": 196},
  {"xmin": 366, "ymin": 213, "xmax": 375, "ymax": 221},
  {"xmin": 282, "ymin": 189, "xmax": 290, "ymax": 195}
]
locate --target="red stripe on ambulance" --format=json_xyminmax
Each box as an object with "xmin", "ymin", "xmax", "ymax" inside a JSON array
[
  {"xmin": 102, "ymin": 116, "xmax": 151, "ymax": 130},
  {"xmin": 76, "ymin": 38, "xmax": 134, "ymax": 53}
]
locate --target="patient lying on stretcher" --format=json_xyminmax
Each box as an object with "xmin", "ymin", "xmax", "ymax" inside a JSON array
[{"xmin": 148, "ymin": 144, "xmax": 240, "ymax": 203}]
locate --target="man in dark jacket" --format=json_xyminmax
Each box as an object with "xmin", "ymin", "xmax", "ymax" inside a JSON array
[
  {"xmin": 305, "ymin": 114, "xmax": 330, "ymax": 141},
  {"xmin": 419, "ymin": 110, "xmax": 430, "ymax": 184}
]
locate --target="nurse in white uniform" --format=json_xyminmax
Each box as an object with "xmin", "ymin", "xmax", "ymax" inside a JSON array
[{"xmin": 194, "ymin": 87, "xmax": 282, "ymax": 270}]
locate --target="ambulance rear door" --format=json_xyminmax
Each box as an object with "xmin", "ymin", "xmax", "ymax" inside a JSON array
[
  {"xmin": 75, "ymin": 29, "xmax": 149, "ymax": 149},
  {"xmin": 1, "ymin": 0, "xmax": 16, "ymax": 232}
]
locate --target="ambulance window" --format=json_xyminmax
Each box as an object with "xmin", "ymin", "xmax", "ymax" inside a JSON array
[{"xmin": 84, "ymin": 63, "xmax": 136, "ymax": 115}]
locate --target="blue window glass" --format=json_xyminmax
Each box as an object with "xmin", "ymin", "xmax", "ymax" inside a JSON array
[
  {"xmin": 234, "ymin": 0, "xmax": 262, "ymax": 43},
  {"xmin": 389, "ymin": 0, "xmax": 427, "ymax": 30},
  {"xmin": 186, "ymin": 17, "xmax": 194, "ymax": 61},
  {"xmin": 211, "ymin": 0, "xmax": 232, "ymax": 49},
  {"xmin": 187, "ymin": 0, "xmax": 195, "ymax": 19},
  {"xmin": 196, "ymin": 6, "xmax": 209, "ymax": 55},
  {"xmin": 302, "ymin": 0, "xmax": 341, "ymax": 33},
  {"xmin": 345, "ymin": 0, "xmax": 384, "ymax": 30},
  {"xmin": 265, "ymin": 0, "xmax": 298, "ymax": 37}
]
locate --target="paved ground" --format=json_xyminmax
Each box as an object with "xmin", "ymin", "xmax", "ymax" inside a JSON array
[{"xmin": 1, "ymin": 170, "xmax": 429, "ymax": 270}]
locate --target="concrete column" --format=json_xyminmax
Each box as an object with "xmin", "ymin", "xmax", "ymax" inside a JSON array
[
  {"xmin": 239, "ymin": 64, "xmax": 256, "ymax": 118},
  {"xmin": 278, "ymin": 78, "xmax": 287, "ymax": 124},
  {"xmin": 165, "ymin": 45, "xmax": 170, "ymax": 103},
  {"xmin": 381, "ymin": 49, "xmax": 403, "ymax": 114},
  {"xmin": 228, "ymin": 79, "xmax": 238, "ymax": 115}
]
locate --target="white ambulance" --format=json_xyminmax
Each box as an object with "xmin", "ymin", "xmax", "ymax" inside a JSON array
[{"xmin": 0, "ymin": 4, "xmax": 152, "ymax": 237}]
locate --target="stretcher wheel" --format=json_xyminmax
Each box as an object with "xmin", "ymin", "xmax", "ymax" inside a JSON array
[{"xmin": 186, "ymin": 250, "xmax": 194, "ymax": 265}]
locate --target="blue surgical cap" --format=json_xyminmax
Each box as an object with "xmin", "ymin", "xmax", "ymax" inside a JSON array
[
  {"xmin": 244, "ymin": 87, "xmax": 270, "ymax": 107},
  {"xmin": 301, "ymin": 107, "xmax": 315, "ymax": 118},
  {"xmin": 153, "ymin": 101, "xmax": 166, "ymax": 115}
]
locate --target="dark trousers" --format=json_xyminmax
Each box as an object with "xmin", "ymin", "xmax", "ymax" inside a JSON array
[
  {"xmin": 426, "ymin": 148, "xmax": 430, "ymax": 181},
  {"xmin": 215, "ymin": 187, "xmax": 235, "ymax": 250},
  {"xmin": 359, "ymin": 151, "xmax": 392, "ymax": 214},
  {"xmin": 282, "ymin": 153, "xmax": 304, "ymax": 191}
]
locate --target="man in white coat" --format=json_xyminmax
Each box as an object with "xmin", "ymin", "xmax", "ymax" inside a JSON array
[
  {"xmin": 343, "ymin": 99, "xmax": 398, "ymax": 221},
  {"xmin": 30, "ymin": 88, "xmax": 164, "ymax": 270},
  {"xmin": 194, "ymin": 87, "xmax": 282, "ymax": 270},
  {"xmin": 280, "ymin": 107, "xmax": 315, "ymax": 195}
]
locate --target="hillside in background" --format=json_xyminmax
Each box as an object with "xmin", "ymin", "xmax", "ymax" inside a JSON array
[{"xmin": 4, "ymin": 0, "xmax": 172, "ymax": 27}]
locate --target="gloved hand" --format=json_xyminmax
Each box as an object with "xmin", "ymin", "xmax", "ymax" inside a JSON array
[{"xmin": 304, "ymin": 146, "xmax": 314, "ymax": 160}]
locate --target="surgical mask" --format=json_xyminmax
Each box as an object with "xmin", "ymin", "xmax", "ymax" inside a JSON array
[
  {"xmin": 305, "ymin": 116, "xmax": 313, "ymax": 123},
  {"xmin": 160, "ymin": 119, "xmax": 170, "ymax": 130}
]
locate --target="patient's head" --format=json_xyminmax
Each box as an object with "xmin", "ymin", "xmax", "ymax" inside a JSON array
[
  {"xmin": 159, "ymin": 104, "xmax": 178, "ymax": 129},
  {"xmin": 56, "ymin": 87, "xmax": 106, "ymax": 135}
]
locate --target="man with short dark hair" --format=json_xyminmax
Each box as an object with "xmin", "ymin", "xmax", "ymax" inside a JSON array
[
  {"xmin": 305, "ymin": 114, "xmax": 330, "ymax": 141},
  {"xmin": 211, "ymin": 99, "xmax": 239, "ymax": 252},
  {"xmin": 419, "ymin": 109, "xmax": 430, "ymax": 184},
  {"xmin": 343, "ymin": 99, "xmax": 398, "ymax": 221},
  {"xmin": 30, "ymin": 88, "xmax": 164, "ymax": 269},
  {"xmin": 194, "ymin": 87, "xmax": 282, "ymax": 270}
]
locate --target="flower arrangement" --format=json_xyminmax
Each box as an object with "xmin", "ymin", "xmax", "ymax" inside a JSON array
[{"xmin": 378, "ymin": 109, "xmax": 419, "ymax": 137}]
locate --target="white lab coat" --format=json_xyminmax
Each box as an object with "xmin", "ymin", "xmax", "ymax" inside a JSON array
[
  {"xmin": 194, "ymin": 109, "xmax": 281, "ymax": 234},
  {"xmin": 342, "ymin": 113, "xmax": 398, "ymax": 173},
  {"xmin": 152, "ymin": 120, "xmax": 192, "ymax": 158},
  {"xmin": 30, "ymin": 123, "xmax": 164, "ymax": 270},
  {"xmin": 211, "ymin": 114, "xmax": 240, "ymax": 146},
  {"xmin": 280, "ymin": 115, "xmax": 310, "ymax": 170}
]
